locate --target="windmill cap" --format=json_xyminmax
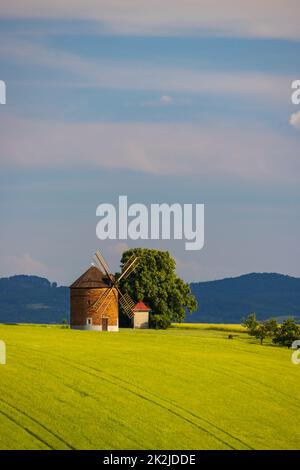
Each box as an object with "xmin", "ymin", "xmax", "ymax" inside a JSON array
[
  {"xmin": 132, "ymin": 301, "xmax": 151, "ymax": 312},
  {"xmin": 70, "ymin": 266, "xmax": 112, "ymax": 288}
]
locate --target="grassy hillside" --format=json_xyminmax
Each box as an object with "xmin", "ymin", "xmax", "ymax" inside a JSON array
[{"xmin": 0, "ymin": 324, "xmax": 299, "ymax": 450}]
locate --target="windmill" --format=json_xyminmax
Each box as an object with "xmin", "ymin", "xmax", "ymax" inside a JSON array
[{"xmin": 89, "ymin": 250, "xmax": 138, "ymax": 319}]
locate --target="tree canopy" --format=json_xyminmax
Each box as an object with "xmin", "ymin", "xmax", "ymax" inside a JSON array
[
  {"xmin": 242, "ymin": 313, "xmax": 300, "ymax": 347},
  {"xmin": 118, "ymin": 248, "xmax": 197, "ymax": 328},
  {"xmin": 273, "ymin": 318, "xmax": 300, "ymax": 348}
]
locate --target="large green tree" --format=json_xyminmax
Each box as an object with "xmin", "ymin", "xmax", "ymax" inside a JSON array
[{"xmin": 118, "ymin": 248, "xmax": 197, "ymax": 328}]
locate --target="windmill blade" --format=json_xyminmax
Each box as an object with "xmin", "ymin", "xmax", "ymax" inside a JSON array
[
  {"xmin": 93, "ymin": 256, "xmax": 104, "ymax": 273},
  {"xmin": 117, "ymin": 257, "xmax": 139, "ymax": 283},
  {"xmin": 93, "ymin": 256, "xmax": 106, "ymax": 274},
  {"xmin": 118, "ymin": 256, "xmax": 138, "ymax": 281},
  {"xmin": 113, "ymin": 283, "xmax": 135, "ymax": 318},
  {"xmin": 88, "ymin": 285, "xmax": 113, "ymax": 313},
  {"xmin": 93, "ymin": 255, "xmax": 109, "ymax": 278},
  {"xmin": 95, "ymin": 288, "xmax": 118, "ymax": 317},
  {"xmin": 94, "ymin": 251, "xmax": 114, "ymax": 283},
  {"xmin": 119, "ymin": 292, "xmax": 135, "ymax": 318},
  {"xmin": 120, "ymin": 255, "xmax": 136, "ymax": 272},
  {"xmin": 94, "ymin": 251, "xmax": 110, "ymax": 276}
]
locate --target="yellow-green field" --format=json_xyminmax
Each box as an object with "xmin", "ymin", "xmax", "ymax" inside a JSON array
[
  {"xmin": 0, "ymin": 324, "xmax": 299, "ymax": 450},
  {"xmin": 172, "ymin": 323, "xmax": 247, "ymax": 333}
]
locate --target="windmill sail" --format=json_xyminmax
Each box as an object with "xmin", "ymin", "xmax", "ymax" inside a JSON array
[
  {"xmin": 117, "ymin": 256, "xmax": 139, "ymax": 282},
  {"xmin": 94, "ymin": 251, "xmax": 114, "ymax": 282},
  {"xmin": 119, "ymin": 292, "xmax": 136, "ymax": 318},
  {"xmin": 91, "ymin": 250, "xmax": 138, "ymax": 319},
  {"xmin": 88, "ymin": 286, "xmax": 113, "ymax": 313}
]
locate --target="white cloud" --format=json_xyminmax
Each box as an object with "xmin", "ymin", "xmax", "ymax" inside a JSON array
[
  {"xmin": 0, "ymin": 114, "xmax": 299, "ymax": 184},
  {"xmin": 289, "ymin": 111, "xmax": 300, "ymax": 129},
  {"xmin": 0, "ymin": 1, "xmax": 300, "ymax": 40}
]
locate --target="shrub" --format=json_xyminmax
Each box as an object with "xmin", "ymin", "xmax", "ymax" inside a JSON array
[
  {"xmin": 273, "ymin": 318, "xmax": 300, "ymax": 348},
  {"xmin": 150, "ymin": 314, "xmax": 171, "ymax": 330},
  {"xmin": 243, "ymin": 315, "xmax": 278, "ymax": 345}
]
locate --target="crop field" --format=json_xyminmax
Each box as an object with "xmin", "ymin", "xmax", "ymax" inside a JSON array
[
  {"xmin": 0, "ymin": 324, "xmax": 299, "ymax": 450},
  {"xmin": 172, "ymin": 323, "xmax": 247, "ymax": 333}
]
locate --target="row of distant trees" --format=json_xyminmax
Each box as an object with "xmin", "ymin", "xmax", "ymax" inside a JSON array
[{"xmin": 242, "ymin": 313, "xmax": 300, "ymax": 347}]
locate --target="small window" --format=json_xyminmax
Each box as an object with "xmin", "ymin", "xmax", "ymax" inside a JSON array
[{"xmin": 87, "ymin": 317, "xmax": 92, "ymax": 325}]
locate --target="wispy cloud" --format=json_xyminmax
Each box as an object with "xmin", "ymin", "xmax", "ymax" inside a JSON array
[
  {"xmin": 0, "ymin": 253, "xmax": 47, "ymax": 277},
  {"xmin": 289, "ymin": 111, "xmax": 300, "ymax": 130},
  {"xmin": 160, "ymin": 95, "xmax": 173, "ymax": 104},
  {"xmin": 141, "ymin": 95, "xmax": 176, "ymax": 108},
  {"xmin": 0, "ymin": 40, "xmax": 291, "ymax": 103},
  {"xmin": 0, "ymin": 1, "xmax": 299, "ymax": 40},
  {"xmin": 1, "ymin": 114, "xmax": 299, "ymax": 184}
]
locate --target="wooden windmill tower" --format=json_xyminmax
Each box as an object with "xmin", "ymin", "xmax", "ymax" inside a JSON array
[{"xmin": 70, "ymin": 251, "xmax": 138, "ymax": 331}]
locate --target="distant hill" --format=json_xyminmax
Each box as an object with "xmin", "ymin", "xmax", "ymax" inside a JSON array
[
  {"xmin": 189, "ymin": 273, "xmax": 300, "ymax": 323},
  {"xmin": 0, "ymin": 275, "xmax": 69, "ymax": 324},
  {"xmin": 0, "ymin": 272, "xmax": 299, "ymax": 324}
]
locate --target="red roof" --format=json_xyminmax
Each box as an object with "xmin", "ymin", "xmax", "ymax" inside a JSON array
[{"xmin": 132, "ymin": 301, "xmax": 151, "ymax": 312}]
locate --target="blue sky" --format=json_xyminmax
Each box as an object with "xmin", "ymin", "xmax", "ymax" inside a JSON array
[{"xmin": 0, "ymin": 2, "xmax": 300, "ymax": 284}]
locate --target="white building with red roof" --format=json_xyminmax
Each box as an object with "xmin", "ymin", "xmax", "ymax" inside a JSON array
[{"xmin": 132, "ymin": 301, "xmax": 151, "ymax": 329}]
